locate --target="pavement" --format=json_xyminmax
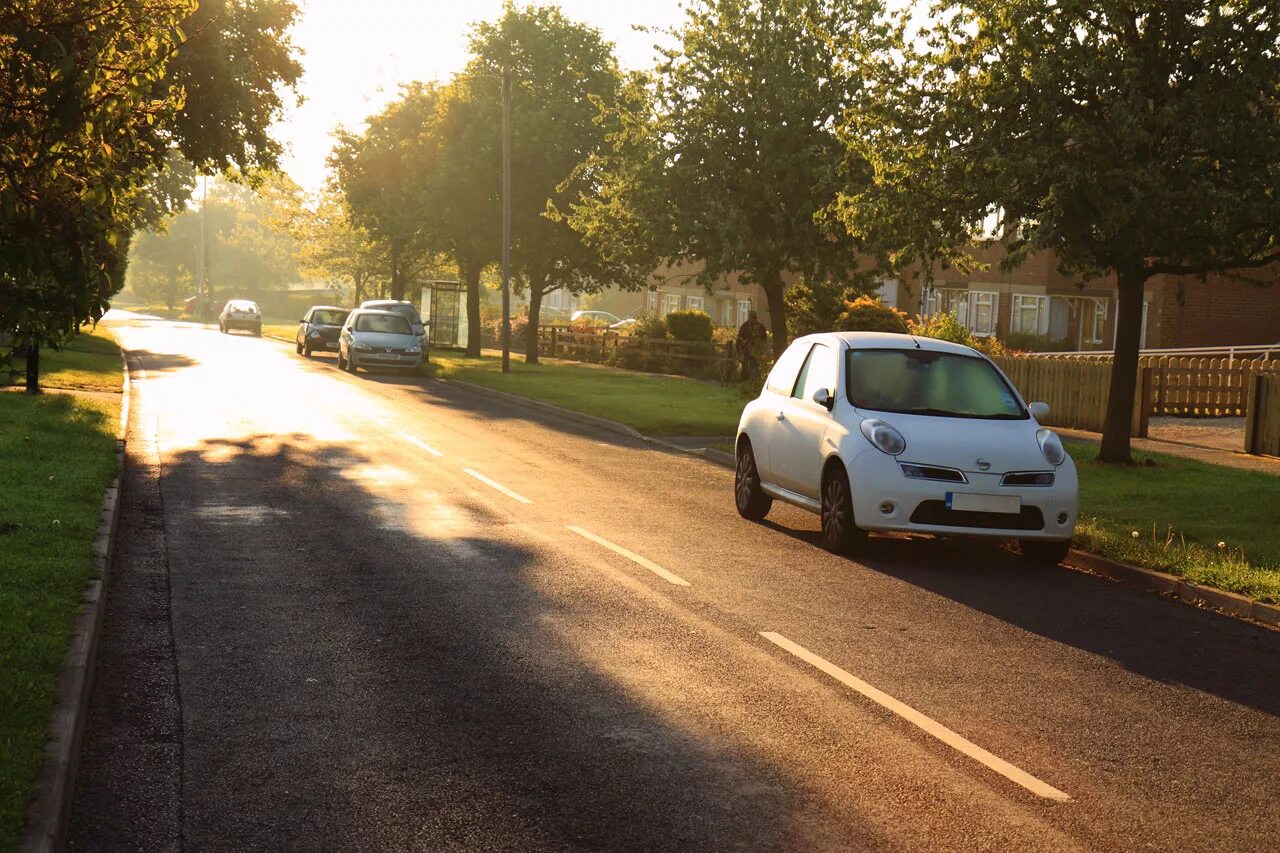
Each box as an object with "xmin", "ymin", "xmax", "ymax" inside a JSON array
[{"xmin": 69, "ymin": 312, "xmax": 1280, "ymax": 851}]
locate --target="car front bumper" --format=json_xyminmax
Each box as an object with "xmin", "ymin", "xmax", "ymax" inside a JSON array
[
  {"xmin": 846, "ymin": 449, "xmax": 1078, "ymax": 541},
  {"xmin": 349, "ymin": 350, "xmax": 422, "ymax": 369},
  {"xmin": 223, "ymin": 318, "xmax": 261, "ymax": 330}
]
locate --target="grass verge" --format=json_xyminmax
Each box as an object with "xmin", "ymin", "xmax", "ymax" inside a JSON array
[
  {"xmin": 1065, "ymin": 440, "xmax": 1280, "ymax": 603},
  {"xmin": 429, "ymin": 353, "xmax": 742, "ymax": 436},
  {"xmin": 0, "ymin": 393, "xmax": 119, "ymax": 849},
  {"xmin": 3, "ymin": 327, "xmax": 122, "ymax": 394}
]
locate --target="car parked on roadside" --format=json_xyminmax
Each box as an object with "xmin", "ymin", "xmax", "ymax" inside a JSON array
[
  {"xmin": 337, "ymin": 309, "xmax": 423, "ymax": 375},
  {"xmin": 734, "ymin": 331, "xmax": 1078, "ymax": 564},
  {"xmin": 295, "ymin": 306, "xmax": 350, "ymax": 357},
  {"xmin": 359, "ymin": 300, "xmax": 427, "ymax": 342},
  {"xmin": 570, "ymin": 309, "xmax": 622, "ymax": 327},
  {"xmin": 219, "ymin": 299, "xmax": 262, "ymax": 336}
]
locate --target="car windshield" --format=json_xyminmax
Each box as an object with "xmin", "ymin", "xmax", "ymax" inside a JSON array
[
  {"xmin": 353, "ymin": 314, "xmax": 412, "ymax": 334},
  {"xmin": 311, "ymin": 310, "xmax": 348, "ymax": 326},
  {"xmin": 845, "ymin": 348, "xmax": 1026, "ymax": 419},
  {"xmin": 386, "ymin": 304, "xmax": 421, "ymax": 323},
  {"xmin": 227, "ymin": 301, "xmax": 257, "ymax": 312}
]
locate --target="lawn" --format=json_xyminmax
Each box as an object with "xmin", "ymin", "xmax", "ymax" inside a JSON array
[
  {"xmin": 1065, "ymin": 440, "xmax": 1280, "ymax": 603},
  {"xmin": 429, "ymin": 353, "xmax": 743, "ymax": 436},
  {"xmin": 3, "ymin": 327, "xmax": 122, "ymax": 393},
  {"xmin": 0, "ymin": 393, "xmax": 120, "ymax": 849}
]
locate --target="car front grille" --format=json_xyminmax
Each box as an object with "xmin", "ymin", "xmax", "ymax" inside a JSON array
[{"xmin": 909, "ymin": 500, "xmax": 1045, "ymax": 531}]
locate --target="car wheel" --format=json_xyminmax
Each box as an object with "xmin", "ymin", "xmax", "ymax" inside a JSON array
[
  {"xmin": 1019, "ymin": 538, "xmax": 1071, "ymax": 566},
  {"xmin": 303, "ymin": 345, "xmax": 312, "ymax": 358},
  {"xmin": 346, "ymin": 353, "xmax": 358, "ymax": 374},
  {"xmin": 296, "ymin": 341, "xmax": 303, "ymax": 355},
  {"xmin": 219, "ymin": 323, "xmax": 226, "ymax": 334},
  {"xmin": 252, "ymin": 327, "xmax": 261, "ymax": 337},
  {"xmin": 734, "ymin": 441, "xmax": 772, "ymax": 520},
  {"xmin": 821, "ymin": 467, "xmax": 866, "ymax": 555},
  {"xmin": 337, "ymin": 351, "xmax": 347, "ymax": 371}
]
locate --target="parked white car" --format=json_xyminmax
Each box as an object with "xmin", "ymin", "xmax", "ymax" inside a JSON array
[{"xmin": 734, "ymin": 332, "xmax": 1078, "ymax": 564}]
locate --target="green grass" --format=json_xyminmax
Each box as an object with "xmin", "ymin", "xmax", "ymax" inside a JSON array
[
  {"xmin": 261, "ymin": 321, "xmax": 297, "ymax": 342},
  {"xmin": 3, "ymin": 328, "xmax": 122, "ymax": 393},
  {"xmin": 429, "ymin": 353, "xmax": 743, "ymax": 436},
  {"xmin": 0, "ymin": 394, "xmax": 119, "ymax": 849},
  {"xmin": 1066, "ymin": 440, "xmax": 1280, "ymax": 602}
]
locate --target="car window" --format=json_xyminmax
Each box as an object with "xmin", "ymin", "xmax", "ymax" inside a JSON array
[
  {"xmin": 226, "ymin": 300, "xmax": 257, "ymax": 312},
  {"xmin": 793, "ymin": 343, "xmax": 837, "ymax": 403},
  {"xmin": 353, "ymin": 314, "xmax": 413, "ymax": 334},
  {"xmin": 765, "ymin": 342, "xmax": 812, "ymax": 396},
  {"xmin": 387, "ymin": 304, "xmax": 421, "ymax": 323},
  {"xmin": 311, "ymin": 309, "xmax": 348, "ymax": 326},
  {"xmin": 845, "ymin": 348, "xmax": 1026, "ymax": 419}
]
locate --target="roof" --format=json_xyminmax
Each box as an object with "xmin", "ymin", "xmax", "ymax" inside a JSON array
[
  {"xmin": 308, "ymin": 305, "xmax": 348, "ymax": 312},
  {"xmin": 348, "ymin": 308, "xmax": 401, "ymax": 317},
  {"xmin": 801, "ymin": 331, "xmax": 981, "ymax": 357},
  {"xmin": 360, "ymin": 300, "xmax": 410, "ymax": 306}
]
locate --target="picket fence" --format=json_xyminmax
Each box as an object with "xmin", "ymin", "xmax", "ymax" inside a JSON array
[
  {"xmin": 538, "ymin": 328, "xmax": 739, "ymax": 381},
  {"xmin": 992, "ymin": 357, "xmax": 1148, "ymax": 437}
]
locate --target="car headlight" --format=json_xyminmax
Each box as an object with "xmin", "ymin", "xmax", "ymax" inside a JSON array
[
  {"xmin": 1037, "ymin": 428, "xmax": 1066, "ymax": 466},
  {"xmin": 405, "ymin": 344, "xmax": 420, "ymax": 354},
  {"xmin": 859, "ymin": 418, "xmax": 906, "ymax": 456},
  {"xmin": 353, "ymin": 341, "xmax": 373, "ymax": 351}
]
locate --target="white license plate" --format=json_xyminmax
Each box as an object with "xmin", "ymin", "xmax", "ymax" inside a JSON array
[{"xmin": 946, "ymin": 492, "xmax": 1021, "ymax": 514}]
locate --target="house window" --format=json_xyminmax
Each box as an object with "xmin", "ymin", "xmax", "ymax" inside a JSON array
[
  {"xmin": 969, "ymin": 291, "xmax": 998, "ymax": 336},
  {"xmin": 647, "ymin": 290, "xmax": 658, "ymax": 310},
  {"xmin": 737, "ymin": 299, "xmax": 752, "ymax": 326},
  {"xmin": 663, "ymin": 293, "xmax": 682, "ymax": 315},
  {"xmin": 925, "ymin": 288, "xmax": 969, "ymax": 324},
  {"xmin": 686, "ymin": 295, "xmax": 705, "ymax": 312},
  {"xmin": 1011, "ymin": 294, "xmax": 1049, "ymax": 335},
  {"xmin": 1086, "ymin": 299, "xmax": 1107, "ymax": 344}
]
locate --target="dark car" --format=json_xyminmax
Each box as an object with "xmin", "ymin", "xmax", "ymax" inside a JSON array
[
  {"xmin": 359, "ymin": 300, "xmax": 428, "ymax": 341},
  {"xmin": 219, "ymin": 299, "xmax": 262, "ymax": 336},
  {"xmin": 295, "ymin": 306, "xmax": 350, "ymax": 357}
]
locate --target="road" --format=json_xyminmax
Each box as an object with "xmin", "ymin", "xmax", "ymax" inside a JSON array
[{"xmin": 70, "ymin": 312, "xmax": 1280, "ymax": 851}]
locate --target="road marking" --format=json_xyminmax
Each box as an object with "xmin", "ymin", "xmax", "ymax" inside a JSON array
[
  {"xmin": 566, "ymin": 526, "xmax": 691, "ymax": 587},
  {"xmin": 759, "ymin": 631, "xmax": 1071, "ymax": 803},
  {"xmin": 397, "ymin": 431, "xmax": 443, "ymax": 457},
  {"xmin": 463, "ymin": 468, "xmax": 532, "ymax": 505}
]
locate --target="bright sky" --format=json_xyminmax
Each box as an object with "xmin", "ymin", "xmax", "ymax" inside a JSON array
[{"xmin": 276, "ymin": 0, "xmax": 687, "ymax": 194}]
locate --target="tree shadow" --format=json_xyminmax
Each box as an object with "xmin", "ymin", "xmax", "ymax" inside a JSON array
[
  {"xmin": 123, "ymin": 349, "xmax": 198, "ymax": 376},
  {"xmin": 132, "ymin": 434, "xmax": 825, "ymax": 850}
]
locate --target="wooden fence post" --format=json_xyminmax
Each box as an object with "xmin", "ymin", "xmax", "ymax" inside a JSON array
[{"xmin": 1246, "ymin": 372, "xmax": 1261, "ymax": 455}]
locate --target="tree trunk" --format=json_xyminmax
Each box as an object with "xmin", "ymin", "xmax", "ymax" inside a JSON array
[
  {"xmin": 525, "ymin": 276, "xmax": 544, "ymax": 365},
  {"xmin": 761, "ymin": 268, "xmax": 789, "ymax": 357},
  {"xmin": 1099, "ymin": 267, "xmax": 1148, "ymax": 464},
  {"xmin": 24, "ymin": 340, "xmax": 40, "ymax": 394},
  {"xmin": 353, "ymin": 271, "xmax": 365, "ymax": 306},
  {"xmin": 390, "ymin": 242, "xmax": 403, "ymax": 302},
  {"xmin": 462, "ymin": 260, "xmax": 482, "ymax": 358}
]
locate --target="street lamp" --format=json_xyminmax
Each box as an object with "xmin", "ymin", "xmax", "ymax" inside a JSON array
[{"xmin": 501, "ymin": 67, "xmax": 512, "ymax": 374}]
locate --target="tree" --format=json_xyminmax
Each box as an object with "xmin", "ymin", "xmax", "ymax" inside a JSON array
[
  {"xmin": 837, "ymin": 0, "xmax": 1280, "ymax": 463},
  {"xmin": 467, "ymin": 4, "xmax": 638, "ymax": 363},
  {"xmin": 568, "ymin": 0, "xmax": 877, "ymax": 356},
  {"xmin": 290, "ymin": 188, "xmax": 387, "ymax": 306}
]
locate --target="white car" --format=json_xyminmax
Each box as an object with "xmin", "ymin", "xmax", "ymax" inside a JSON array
[
  {"xmin": 337, "ymin": 309, "xmax": 423, "ymax": 375},
  {"xmin": 734, "ymin": 332, "xmax": 1078, "ymax": 564}
]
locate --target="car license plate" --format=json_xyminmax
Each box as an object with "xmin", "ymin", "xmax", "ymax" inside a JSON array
[{"xmin": 946, "ymin": 492, "xmax": 1021, "ymax": 514}]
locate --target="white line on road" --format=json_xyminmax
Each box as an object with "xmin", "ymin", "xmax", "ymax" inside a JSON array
[
  {"xmin": 759, "ymin": 631, "xmax": 1071, "ymax": 803},
  {"xmin": 463, "ymin": 468, "xmax": 533, "ymax": 505},
  {"xmin": 397, "ymin": 431, "xmax": 443, "ymax": 457},
  {"xmin": 566, "ymin": 526, "xmax": 692, "ymax": 588}
]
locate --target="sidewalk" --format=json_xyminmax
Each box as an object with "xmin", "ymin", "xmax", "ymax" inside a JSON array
[{"xmin": 1057, "ymin": 426, "xmax": 1280, "ymax": 475}]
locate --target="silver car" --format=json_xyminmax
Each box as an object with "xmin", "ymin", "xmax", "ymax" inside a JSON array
[{"xmin": 337, "ymin": 309, "xmax": 423, "ymax": 375}]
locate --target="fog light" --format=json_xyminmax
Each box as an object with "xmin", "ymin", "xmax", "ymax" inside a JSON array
[
  {"xmin": 1057, "ymin": 512, "xmax": 1069, "ymax": 525},
  {"xmin": 880, "ymin": 501, "xmax": 895, "ymax": 515}
]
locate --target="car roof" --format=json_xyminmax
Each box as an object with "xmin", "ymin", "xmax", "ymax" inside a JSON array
[
  {"xmin": 796, "ymin": 331, "xmax": 981, "ymax": 357},
  {"xmin": 348, "ymin": 308, "xmax": 402, "ymax": 317},
  {"xmin": 308, "ymin": 305, "xmax": 347, "ymax": 312},
  {"xmin": 360, "ymin": 300, "xmax": 409, "ymax": 306}
]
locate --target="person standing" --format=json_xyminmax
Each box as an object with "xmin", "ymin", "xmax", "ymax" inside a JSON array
[{"xmin": 736, "ymin": 309, "xmax": 768, "ymax": 381}]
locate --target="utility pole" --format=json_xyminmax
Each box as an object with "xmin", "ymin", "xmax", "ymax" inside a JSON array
[
  {"xmin": 501, "ymin": 67, "xmax": 512, "ymax": 374},
  {"xmin": 198, "ymin": 174, "xmax": 209, "ymax": 314}
]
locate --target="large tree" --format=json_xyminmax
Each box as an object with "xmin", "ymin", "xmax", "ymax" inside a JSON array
[
  {"xmin": 568, "ymin": 0, "xmax": 875, "ymax": 355},
  {"xmin": 838, "ymin": 0, "xmax": 1280, "ymax": 463},
  {"xmin": 289, "ymin": 188, "xmax": 387, "ymax": 306}
]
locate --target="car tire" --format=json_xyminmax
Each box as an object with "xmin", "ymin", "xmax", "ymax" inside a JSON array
[
  {"xmin": 1019, "ymin": 538, "xmax": 1071, "ymax": 566},
  {"xmin": 821, "ymin": 466, "xmax": 867, "ymax": 555},
  {"xmin": 346, "ymin": 353, "xmax": 358, "ymax": 374},
  {"xmin": 252, "ymin": 327, "xmax": 261, "ymax": 337},
  {"xmin": 219, "ymin": 323, "xmax": 226, "ymax": 334},
  {"xmin": 296, "ymin": 341, "xmax": 303, "ymax": 355},
  {"xmin": 734, "ymin": 440, "xmax": 773, "ymax": 520},
  {"xmin": 337, "ymin": 351, "xmax": 347, "ymax": 371}
]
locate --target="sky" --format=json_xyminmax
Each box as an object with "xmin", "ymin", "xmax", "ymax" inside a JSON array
[{"xmin": 275, "ymin": 0, "xmax": 688, "ymax": 194}]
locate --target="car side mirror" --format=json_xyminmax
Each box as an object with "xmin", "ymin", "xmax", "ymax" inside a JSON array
[
  {"xmin": 1028, "ymin": 401, "xmax": 1050, "ymax": 420},
  {"xmin": 811, "ymin": 388, "xmax": 835, "ymax": 411}
]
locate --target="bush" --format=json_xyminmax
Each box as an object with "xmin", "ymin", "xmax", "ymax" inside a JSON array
[
  {"xmin": 630, "ymin": 311, "xmax": 668, "ymax": 339},
  {"xmin": 838, "ymin": 296, "xmax": 909, "ymax": 334},
  {"xmin": 665, "ymin": 309, "xmax": 713, "ymax": 342},
  {"xmin": 1001, "ymin": 331, "xmax": 1073, "ymax": 353},
  {"xmin": 907, "ymin": 311, "xmax": 1007, "ymax": 356},
  {"xmin": 785, "ymin": 277, "xmax": 850, "ymax": 339}
]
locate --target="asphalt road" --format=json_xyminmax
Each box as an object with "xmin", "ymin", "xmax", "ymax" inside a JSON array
[{"xmin": 70, "ymin": 312, "xmax": 1280, "ymax": 851}]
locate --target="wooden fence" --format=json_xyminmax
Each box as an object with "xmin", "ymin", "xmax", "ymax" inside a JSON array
[
  {"xmin": 538, "ymin": 328, "xmax": 738, "ymax": 381},
  {"xmin": 1246, "ymin": 374, "xmax": 1280, "ymax": 457},
  {"xmin": 992, "ymin": 356, "xmax": 1148, "ymax": 437}
]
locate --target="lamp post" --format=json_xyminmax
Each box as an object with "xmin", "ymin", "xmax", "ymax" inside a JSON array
[{"xmin": 501, "ymin": 68, "xmax": 512, "ymax": 374}]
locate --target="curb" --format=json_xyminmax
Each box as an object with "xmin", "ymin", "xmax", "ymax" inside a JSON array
[{"xmin": 20, "ymin": 353, "xmax": 131, "ymax": 852}]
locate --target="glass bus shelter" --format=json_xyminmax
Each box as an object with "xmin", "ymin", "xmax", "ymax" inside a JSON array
[{"xmin": 419, "ymin": 280, "xmax": 468, "ymax": 350}]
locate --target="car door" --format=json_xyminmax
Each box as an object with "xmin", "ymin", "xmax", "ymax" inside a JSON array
[
  {"xmin": 298, "ymin": 308, "xmax": 312, "ymax": 344},
  {"xmin": 770, "ymin": 342, "xmax": 838, "ymax": 498},
  {"xmin": 754, "ymin": 342, "xmax": 811, "ymax": 485}
]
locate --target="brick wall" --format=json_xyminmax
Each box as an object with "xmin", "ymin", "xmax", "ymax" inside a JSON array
[{"xmin": 1147, "ymin": 273, "xmax": 1280, "ymax": 348}]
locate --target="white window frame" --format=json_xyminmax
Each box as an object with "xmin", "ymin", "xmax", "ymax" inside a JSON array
[
  {"xmin": 1086, "ymin": 298, "xmax": 1107, "ymax": 344},
  {"xmin": 737, "ymin": 299, "xmax": 752, "ymax": 326},
  {"xmin": 686, "ymin": 295, "xmax": 705, "ymax": 312},
  {"xmin": 1010, "ymin": 294, "xmax": 1049, "ymax": 335},
  {"xmin": 647, "ymin": 290, "xmax": 658, "ymax": 310},
  {"xmin": 968, "ymin": 290, "xmax": 998, "ymax": 337},
  {"xmin": 663, "ymin": 293, "xmax": 682, "ymax": 315}
]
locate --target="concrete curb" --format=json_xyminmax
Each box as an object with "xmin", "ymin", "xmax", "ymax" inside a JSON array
[{"xmin": 20, "ymin": 353, "xmax": 131, "ymax": 852}]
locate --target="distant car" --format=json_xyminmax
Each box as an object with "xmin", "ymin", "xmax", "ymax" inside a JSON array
[
  {"xmin": 570, "ymin": 309, "xmax": 622, "ymax": 327},
  {"xmin": 359, "ymin": 300, "xmax": 427, "ymax": 341},
  {"xmin": 337, "ymin": 309, "xmax": 423, "ymax": 375},
  {"xmin": 609, "ymin": 318, "xmax": 638, "ymax": 331},
  {"xmin": 734, "ymin": 331, "xmax": 1078, "ymax": 564},
  {"xmin": 219, "ymin": 300, "xmax": 261, "ymax": 336},
  {"xmin": 295, "ymin": 306, "xmax": 350, "ymax": 357}
]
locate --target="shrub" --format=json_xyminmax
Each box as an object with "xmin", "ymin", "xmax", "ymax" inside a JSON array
[
  {"xmin": 838, "ymin": 296, "xmax": 909, "ymax": 334},
  {"xmin": 907, "ymin": 311, "xmax": 1007, "ymax": 356},
  {"xmin": 665, "ymin": 309, "xmax": 714, "ymax": 342},
  {"xmin": 785, "ymin": 277, "xmax": 850, "ymax": 339},
  {"xmin": 630, "ymin": 311, "xmax": 668, "ymax": 339},
  {"xmin": 1001, "ymin": 331, "xmax": 1073, "ymax": 353}
]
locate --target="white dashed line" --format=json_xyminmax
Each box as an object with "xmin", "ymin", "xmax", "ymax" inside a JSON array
[
  {"xmin": 397, "ymin": 431, "xmax": 443, "ymax": 457},
  {"xmin": 463, "ymin": 468, "xmax": 533, "ymax": 504},
  {"xmin": 759, "ymin": 631, "xmax": 1071, "ymax": 802},
  {"xmin": 566, "ymin": 526, "xmax": 691, "ymax": 587}
]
